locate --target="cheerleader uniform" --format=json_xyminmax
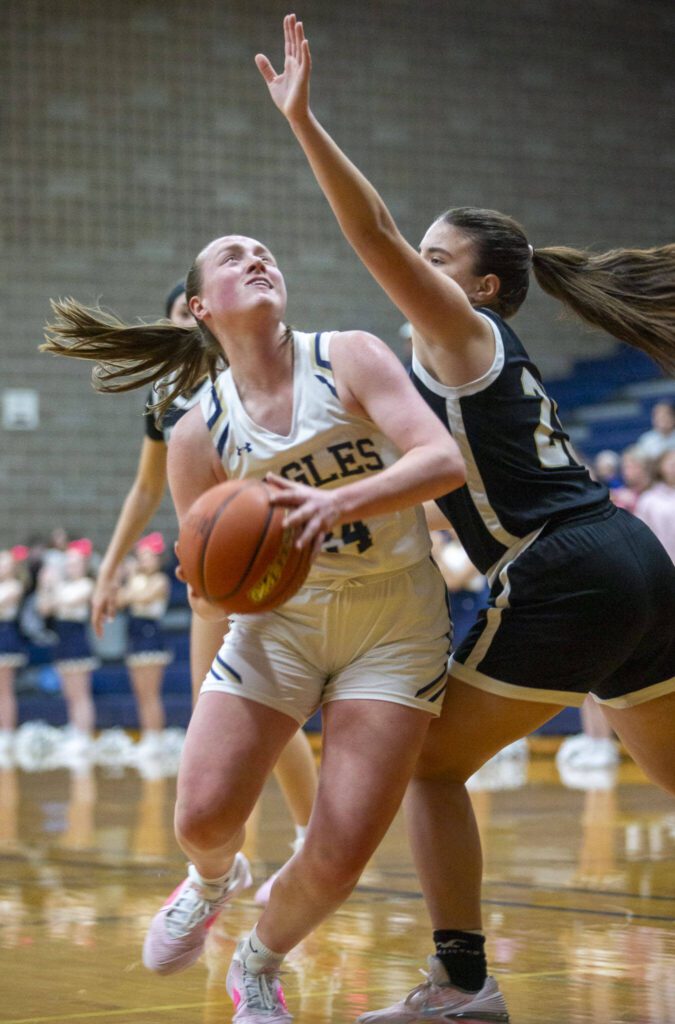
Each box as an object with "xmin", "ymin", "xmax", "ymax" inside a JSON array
[
  {"xmin": 125, "ymin": 577, "xmax": 172, "ymax": 668},
  {"xmin": 0, "ymin": 580, "xmax": 27, "ymax": 669},
  {"xmin": 51, "ymin": 579, "xmax": 98, "ymax": 672}
]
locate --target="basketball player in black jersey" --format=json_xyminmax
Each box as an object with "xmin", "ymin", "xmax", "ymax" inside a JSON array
[{"xmin": 259, "ymin": 17, "xmax": 675, "ymax": 1022}]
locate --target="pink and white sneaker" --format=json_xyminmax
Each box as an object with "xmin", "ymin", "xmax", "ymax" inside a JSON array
[
  {"xmin": 142, "ymin": 853, "xmax": 252, "ymax": 975},
  {"xmin": 226, "ymin": 943, "xmax": 292, "ymax": 1022},
  {"xmin": 356, "ymin": 955, "xmax": 509, "ymax": 1022}
]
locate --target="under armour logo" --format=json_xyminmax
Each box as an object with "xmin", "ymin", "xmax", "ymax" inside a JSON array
[{"xmin": 236, "ymin": 442, "xmax": 253, "ymax": 455}]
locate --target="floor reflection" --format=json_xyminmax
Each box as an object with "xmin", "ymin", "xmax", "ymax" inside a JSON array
[{"xmin": 0, "ymin": 752, "xmax": 674, "ymax": 1023}]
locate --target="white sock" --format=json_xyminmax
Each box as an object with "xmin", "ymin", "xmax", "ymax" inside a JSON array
[
  {"xmin": 190, "ymin": 860, "xmax": 234, "ymax": 889},
  {"xmin": 240, "ymin": 925, "xmax": 285, "ymax": 973}
]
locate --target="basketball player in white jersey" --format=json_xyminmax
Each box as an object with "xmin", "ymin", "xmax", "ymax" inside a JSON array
[{"xmin": 42, "ymin": 232, "xmax": 466, "ymax": 1022}]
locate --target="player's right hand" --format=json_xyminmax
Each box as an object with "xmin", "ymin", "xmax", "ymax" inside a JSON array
[{"xmin": 255, "ymin": 13, "xmax": 312, "ymax": 125}]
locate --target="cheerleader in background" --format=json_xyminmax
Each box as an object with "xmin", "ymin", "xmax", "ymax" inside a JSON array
[
  {"xmin": 0, "ymin": 548, "xmax": 29, "ymax": 763},
  {"xmin": 36, "ymin": 539, "xmax": 98, "ymax": 764},
  {"xmin": 117, "ymin": 532, "xmax": 172, "ymax": 764}
]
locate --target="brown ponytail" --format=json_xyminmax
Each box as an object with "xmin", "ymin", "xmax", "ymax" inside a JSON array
[
  {"xmin": 531, "ymin": 244, "xmax": 675, "ymax": 375},
  {"xmin": 442, "ymin": 208, "xmax": 675, "ymax": 375},
  {"xmin": 41, "ymin": 297, "xmax": 225, "ymax": 419}
]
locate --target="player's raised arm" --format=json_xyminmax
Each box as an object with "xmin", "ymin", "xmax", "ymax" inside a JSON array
[{"xmin": 256, "ymin": 15, "xmax": 493, "ymax": 380}]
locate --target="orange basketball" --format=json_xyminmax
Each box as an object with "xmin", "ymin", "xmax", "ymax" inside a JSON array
[{"xmin": 177, "ymin": 479, "xmax": 312, "ymax": 614}]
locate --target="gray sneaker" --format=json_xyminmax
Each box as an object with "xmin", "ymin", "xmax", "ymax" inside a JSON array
[
  {"xmin": 356, "ymin": 955, "xmax": 509, "ymax": 1022},
  {"xmin": 226, "ymin": 942, "xmax": 292, "ymax": 1022}
]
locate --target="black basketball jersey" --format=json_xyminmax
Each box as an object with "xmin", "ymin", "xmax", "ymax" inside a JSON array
[
  {"xmin": 144, "ymin": 378, "xmax": 212, "ymax": 444},
  {"xmin": 411, "ymin": 309, "xmax": 609, "ymax": 576}
]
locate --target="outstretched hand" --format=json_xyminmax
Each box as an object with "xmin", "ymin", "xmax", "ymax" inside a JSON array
[{"xmin": 255, "ymin": 13, "xmax": 312, "ymax": 123}]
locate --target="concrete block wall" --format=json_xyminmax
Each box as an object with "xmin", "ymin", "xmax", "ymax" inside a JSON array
[{"xmin": 3, "ymin": 0, "xmax": 674, "ymax": 547}]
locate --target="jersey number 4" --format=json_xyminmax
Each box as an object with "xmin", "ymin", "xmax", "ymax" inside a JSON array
[
  {"xmin": 322, "ymin": 520, "xmax": 374, "ymax": 554},
  {"xmin": 521, "ymin": 368, "xmax": 574, "ymax": 469}
]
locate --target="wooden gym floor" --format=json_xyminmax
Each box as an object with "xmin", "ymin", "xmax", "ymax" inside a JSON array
[{"xmin": 1, "ymin": 739, "xmax": 674, "ymax": 1024}]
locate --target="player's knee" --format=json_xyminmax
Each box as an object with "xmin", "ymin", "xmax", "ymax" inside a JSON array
[
  {"xmin": 174, "ymin": 799, "xmax": 239, "ymax": 851},
  {"xmin": 300, "ymin": 840, "xmax": 365, "ymax": 897}
]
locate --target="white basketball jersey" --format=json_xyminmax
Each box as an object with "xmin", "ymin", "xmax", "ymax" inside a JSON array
[{"xmin": 201, "ymin": 329, "xmax": 431, "ymax": 588}]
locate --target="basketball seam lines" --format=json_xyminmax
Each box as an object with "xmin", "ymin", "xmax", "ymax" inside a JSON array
[
  {"xmin": 198, "ymin": 479, "xmax": 259, "ymax": 600},
  {"xmin": 208, "ymin": 488, "xmax": 276, "ymax": 602}
]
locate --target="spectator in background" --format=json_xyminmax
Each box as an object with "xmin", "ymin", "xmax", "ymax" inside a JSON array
[
  {"xmin": 635, "ymin": 449, "xmax": 675, "ymax": 563},
  {"xmin": 116, "ymin": 532, "xmax": 172, "ymax": 765},
  {"xmin": 42, "ymin": 526, "xmax": 71, "ymax": 575},
  {"xmin": 592, "ymin": 449, "xmax": 623, "ymax": 491},
  {"xmin": 611, "ymin": 445, "xmax": 654, "ymax": 513},
  {"xmin": 635, "ymin": 400, "xmax": 675, "ymax": 460},
  {"xmin": 36, "ymin": 540, "xmax": 98, "ymax": 765},
  {"xmin": 0, "ymin": 548, "xmax": 28, "ymax": 763},
  {"xmin": 16, "ymin": 534, "xmax": 57, "ymax": 650}
]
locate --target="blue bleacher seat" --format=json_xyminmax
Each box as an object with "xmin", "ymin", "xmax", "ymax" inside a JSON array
[
  {"xmin": 548, "ymin": 344, "xmax": 672, "ymax": 458},
  {"xmin": 549, "ymin": 344, "xmax": 663, "ymax": 417}
]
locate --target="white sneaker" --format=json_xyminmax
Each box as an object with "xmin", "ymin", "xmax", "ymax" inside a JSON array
[
  {"xmin": 14, "ymin": 721, "xmax": 62, "ymax": 772},
  {"xmin": 356, "ymin": 956, "xmax": 509, "ymax": 1022},
  {"xmin": 142, "ymin": 854, "xmax": 253, "ymax": 974},
  {"xmin": 555, "ymin": 733, "xmax": 588, "ymax": 758},
  {"xmin": 499, "ymin": 737, "xmax": 532, "ymax": 761},
  {"xmin": 556, "ymin": 734, "xmax": 619, "ymax": 770},
  {"xmin": 93, "ymin": 728, "xmax": 135, "ymax": 768},
  {"xmin": 130, "ymin": 732, "xmax": 168, "ymax": 779},
  {"xmin": 57, "ymin": 728, "xmax": 93, "ymax": 769},
  {"xmin": 160, "ymin": 728, "xmax": 186, "ymax": 774},
  {"xmin": 467, "ymin": 756, "xmax": 527, "ymax": 792},
  {"xmin": 226, "ymin": 942, "xmax": 292, "ymax": 1022},
  {"xmin": 557, "ymin": 759, "xmax": 618, "ymax": 792},
  {"xmin": 133, "ymin": 731, "xmax": 163, "ymax": 761}
]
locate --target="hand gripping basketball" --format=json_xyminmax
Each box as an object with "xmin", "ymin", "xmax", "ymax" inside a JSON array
[{"xmin": 177, "ymin": 479, "xmax": 313, "ymax": 614}]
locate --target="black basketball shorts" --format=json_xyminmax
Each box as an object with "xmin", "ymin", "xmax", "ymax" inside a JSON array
[{"xmin": 450, "ymin": 505, "xmax": 675, "ymax": 707}]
